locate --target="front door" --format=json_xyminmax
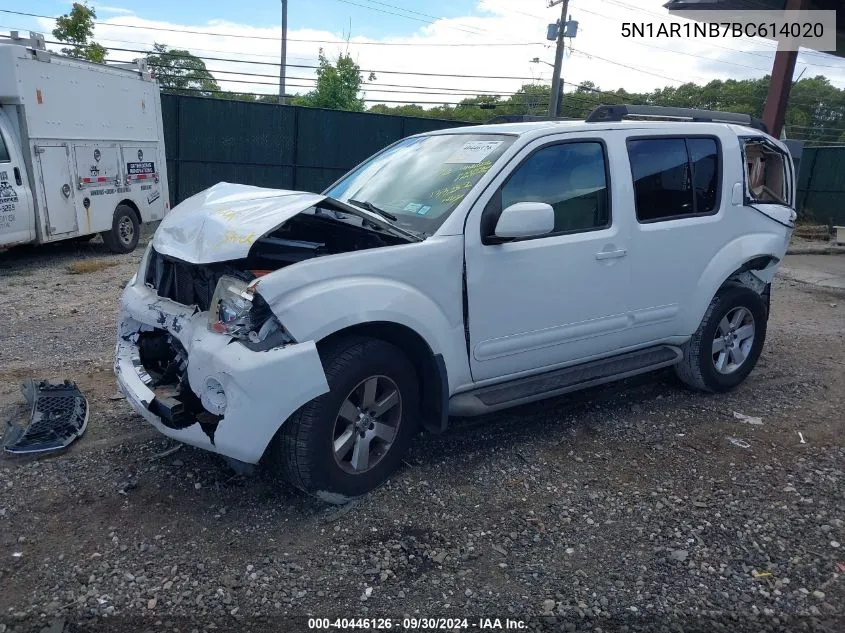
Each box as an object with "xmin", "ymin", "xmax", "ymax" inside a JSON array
[
  {"xmin": 464, "ymin": 134, "xmax": 632, "ymax": 382},
  {"xmin": 0, "ymin": 110, "xmax": 35, "ymax": 247},
  {"xmin": 37, "ymin": 145, "xmax": 78, "ymax": 237}
]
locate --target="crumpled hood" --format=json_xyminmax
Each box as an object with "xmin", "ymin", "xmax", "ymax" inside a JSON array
[{"xmin": 152, "ymin": 182, "xmax": 326, "ymax": 264}]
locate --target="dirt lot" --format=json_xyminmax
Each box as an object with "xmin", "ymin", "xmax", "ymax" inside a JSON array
[{"xmin": 0, "ymin": 239, "xmax": 843, "ymax": 633}]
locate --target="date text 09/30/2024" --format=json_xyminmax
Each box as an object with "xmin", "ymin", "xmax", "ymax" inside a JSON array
[{"xmin": 308, "ymin": 617, "xmax": 527, "ymax": 630}]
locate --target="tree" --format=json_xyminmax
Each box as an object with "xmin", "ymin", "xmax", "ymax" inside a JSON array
[
  {"xmin": 365, "ymin": 75, "xmax": 845, "ymax": 140},
  {"xmin": 145, "ymin": 44, "xmax": 220, "ymax": 96},
  {"xmin": 52, "ymin": 2, "xmax": 106, "ymax": 63},
  {"xmin": 295, "ymin": 49, "xmax": 374, "ymax": 111}
]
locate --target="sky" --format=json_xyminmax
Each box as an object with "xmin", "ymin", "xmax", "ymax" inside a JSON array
[{"xmin": 2, "ymin": 0, "xmax": 844, "ymax": 107}]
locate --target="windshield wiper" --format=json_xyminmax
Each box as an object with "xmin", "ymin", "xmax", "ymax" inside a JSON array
[{"xmin": 348, "ymin": 199, "xmax": 398, "ymax": 222}]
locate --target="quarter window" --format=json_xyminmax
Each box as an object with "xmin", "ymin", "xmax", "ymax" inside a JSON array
[
  {"xmin": 485, "ymin": 141, "xmax": 610, "ymax": 238},
  {"xmin": 627, "ymin": 137, "xmax": 720, "ymax": 222}
]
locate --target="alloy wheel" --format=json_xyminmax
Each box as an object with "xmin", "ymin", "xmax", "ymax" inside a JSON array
[
  {"xmin": 712, "ymin": 306, "xmax": 756, "ymax": 375},
  {"xmin": 332, "ymin": 375, "xmax": 402, "ymax": 474}
]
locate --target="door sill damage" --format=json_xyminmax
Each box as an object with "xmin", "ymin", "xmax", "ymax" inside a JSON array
[{"xmin": 3, "ymin": 379, "xmax": 89, "ymax": 455}]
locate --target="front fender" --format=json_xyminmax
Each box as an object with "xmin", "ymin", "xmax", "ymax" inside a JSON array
[
  {"xmin": 681, "ymin": 231, "xmax": 788, "ymax": 334},
  {"xmin": 261, "ymin": 276, "xmax": 466, "ymax": 392}
]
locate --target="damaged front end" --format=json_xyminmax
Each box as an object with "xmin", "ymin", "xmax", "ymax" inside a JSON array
[{"xmin": 114, "ymin": 183, "xmax": 413, "ymax": 464}]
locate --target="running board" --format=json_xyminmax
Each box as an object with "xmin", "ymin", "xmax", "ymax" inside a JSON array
[{"xmin": 449, "ymin": 345, "xmax": 683, "ymax": 417}]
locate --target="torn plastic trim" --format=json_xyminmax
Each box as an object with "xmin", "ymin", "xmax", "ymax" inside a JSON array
[{"xmin": 3, "ymin": 380, "xmax": 89, "ymax": 455}]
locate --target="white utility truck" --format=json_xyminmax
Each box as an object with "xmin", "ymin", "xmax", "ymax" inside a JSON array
[{"xmin": 0, "ymin": 32, "xmax": 169, "ymax": 254}]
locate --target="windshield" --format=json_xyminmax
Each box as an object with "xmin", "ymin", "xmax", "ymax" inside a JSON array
[{"xmin": 325, "ymin": 133, "xmax": 516, "ymax": 234}]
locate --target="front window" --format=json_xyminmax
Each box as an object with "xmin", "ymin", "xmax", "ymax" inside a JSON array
[{"xmin": 325, "ymin": 133, "xmax": 516, "ymax": 234}]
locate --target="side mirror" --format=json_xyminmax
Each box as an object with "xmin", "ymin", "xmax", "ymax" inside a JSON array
[{"xmin": 493, "ymin": 202, "xmax": 555, "ymax": 240}]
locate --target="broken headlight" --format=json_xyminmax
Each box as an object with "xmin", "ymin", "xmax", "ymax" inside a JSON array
[{"xmin": 208, "ymin": 276, "xmax": 293, "ymax": 349}]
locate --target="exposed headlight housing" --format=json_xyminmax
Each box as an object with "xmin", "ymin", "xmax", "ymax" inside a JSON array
[{"xmin": 208, "ymin": 276, "xmax": 293, "ymax": 349}]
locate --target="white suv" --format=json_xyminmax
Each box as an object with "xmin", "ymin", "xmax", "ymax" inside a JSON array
[{"xmin": 115, "ymin": 105, "xmax": 796, "ymax": 503}]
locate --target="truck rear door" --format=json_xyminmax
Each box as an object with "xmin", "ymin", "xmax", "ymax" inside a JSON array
[{"xmin": 0, "ymin": 109, "xmax": 35, "ymax": 248}]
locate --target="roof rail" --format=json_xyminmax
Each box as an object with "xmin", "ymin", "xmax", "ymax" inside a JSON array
[
  {"xmin": 585, "ymin": 104, "xmax": 769, "ymax": 134},
  {"xmin": 486, "ymin": 114, "xmax": 577, "ymax": 124}
]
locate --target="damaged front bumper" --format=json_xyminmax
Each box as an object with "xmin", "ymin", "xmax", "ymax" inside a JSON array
[{"xmin": 114, "ymin": 282, "xmax": 330, "ymax": 464}]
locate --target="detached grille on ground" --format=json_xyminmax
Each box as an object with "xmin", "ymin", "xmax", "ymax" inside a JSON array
[{"xmin": 3, "ymin": 380, "xmax": 88, "ymax": 455}]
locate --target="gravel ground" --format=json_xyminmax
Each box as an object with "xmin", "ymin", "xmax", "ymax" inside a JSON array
[{"xmin": 0, "ymin": 239, "xmax": 843, "ymax": 633}]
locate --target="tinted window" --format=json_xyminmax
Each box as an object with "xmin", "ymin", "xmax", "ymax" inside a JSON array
[
  {"xmin": 494, "ymin": 142, "xmax": 609, "ymax": 235},
  {"xmin": 689, "ymin": 138, "xmax": 719, "ymax": 213},
  {"xmin": 627, "ymin": 137, "xmax": 720, "ymax": 222},
  {"xmin": 0, "ymin": 134, "xmax": 9, "ymax": 163}
]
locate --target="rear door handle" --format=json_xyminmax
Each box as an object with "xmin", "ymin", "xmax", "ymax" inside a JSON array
[
  {"xmin": 13, "ymin": 167, "xmax": 21, "ymax": 186},
  {"xmin": 595, "ymin": 249, "xmax": 627, "ymax": 260}
]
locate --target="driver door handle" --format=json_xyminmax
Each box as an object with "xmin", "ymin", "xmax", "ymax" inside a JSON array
[{"xmin": 595, "ymin": 248, "xmax": 627, "ymax": 260}]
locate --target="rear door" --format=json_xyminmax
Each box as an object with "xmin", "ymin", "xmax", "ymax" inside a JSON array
[
  {"xmin": 0, "ymin": 110, "xmax": 35, "ymax": 247},
  {"xmin": 36, "ymin": 145, "xmax": 78, "ymax": 237},
  {"xmin": 623, "ymin": 133, "xmax": 726, "ymax": 341}
]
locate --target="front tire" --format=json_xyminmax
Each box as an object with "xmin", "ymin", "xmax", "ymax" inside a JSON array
[
  {"xmin": 273, "ymin": 336, "xmax": 419, "ymax": 504},
  {"xmin": 102, "ymin": 204, "xmax": 139, "ymax": 254},
  {"xmin": 675, "ymin": 285, "xmax": 768, "ymax": 393}
]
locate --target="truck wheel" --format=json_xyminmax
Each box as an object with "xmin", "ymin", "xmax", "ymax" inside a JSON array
[
  {"xmin": 675, "ymin": 285, "xmax": 767, "ymax": 393},
  {"xmin": 102, "ymin": 205, "xmax": 139, "ymax": 254},
  {"xmin": 273, "ymin": 336, "xmax": 420, "ymax": 504}
]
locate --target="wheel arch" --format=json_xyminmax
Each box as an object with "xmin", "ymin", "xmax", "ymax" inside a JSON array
[
  {"xmin": 683, "ymin": 233, "xmax": 785, "ymax": 334},
  {"xmin": 316, "ymin": 321, "xmax": 449, "ymax": 434},
  {"xmin": 116, "ymin": 199, "xmax": 141, "ymax": 225}
]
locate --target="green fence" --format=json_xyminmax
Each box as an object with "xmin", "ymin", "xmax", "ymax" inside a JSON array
[
  {"xmin": 797, "ymin": 146, "xmax": 845, "ymax": 225},
  {"xmin": 160, "ymin": 94, "xmax": 464, "ymax": 207},
  {"xmin": 162, "ymin": 96, "xmax": 845, "ymax": 225}
]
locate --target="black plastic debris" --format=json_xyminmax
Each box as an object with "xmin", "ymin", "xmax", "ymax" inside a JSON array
[{"xmin": 3, "ymin": 379, "xmax": 88, "ymax": 455}]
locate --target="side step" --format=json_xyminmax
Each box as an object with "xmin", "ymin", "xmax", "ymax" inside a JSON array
[{"xmin": 449, "ymin": 345, "xmax": 682, "ymax": 417}]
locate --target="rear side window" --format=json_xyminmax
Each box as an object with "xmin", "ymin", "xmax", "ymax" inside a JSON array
[
  {"xmin": 0, "ymin": 134, "xmax": 9, "ymax": 163},
  {"xmin": 627, "ymin": 137, "xmax": 720, "ymax": 222}
]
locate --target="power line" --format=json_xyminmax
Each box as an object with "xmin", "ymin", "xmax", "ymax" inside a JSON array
[
  {"xmin": 0, "ymin": 7, "xmax": 544, "ymax": 46},
  {"xmin": 84, "ymin": 42, "xmax": 546, "ymax": 80},
  {"xmin": 328, "ymin": 0, "xmax": 487, "ymax": 36},
  {"xmin": 13, "ymin": 8, "xmax": 845, "ymax": 95},
  {"xmin": 161, "ymin": 85, "xmax": 557, "ymax": 108},
  {"xmin": 86, "ymin": 42, "xmax": 845, "ymax": 110},
  {"xmin": 0, "ymin": 8, "xmax": 539, "ymax": 45},
  {"xmin": 14, "ymin": 29, "xmax": 844, "ymax": 112},
  {"xmin": 141, "ymin": 62, "xmax": 553, "ymax": 99},
  {"xmin": 49, "ymin": 38, "xmax": 845, "ymax": 110}
]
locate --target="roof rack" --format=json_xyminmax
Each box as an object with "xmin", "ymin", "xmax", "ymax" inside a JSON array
[{"xmin": 585, "ymin": 104, "xmax": 769, "ymax": 134}]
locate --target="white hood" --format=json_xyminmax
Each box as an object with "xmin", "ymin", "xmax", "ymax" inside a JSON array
[{"xmin": 152, "ymin": 182, "xmax": 327, "ymax": 264}]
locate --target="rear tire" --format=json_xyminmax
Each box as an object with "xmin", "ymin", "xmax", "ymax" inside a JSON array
[
  {"xmin": 272, "ymin": 336, "xmax": 419, "ymax": 504},
  {"xmin": 675, "ymin": 285, "xmax": 767, "ymax": 393},
  {"xmin": 102, "ymin": 204, "xmax": 139, "ymax": 254}
]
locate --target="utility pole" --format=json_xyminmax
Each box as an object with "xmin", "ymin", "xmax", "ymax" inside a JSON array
[
  {"xmin": 279, "ymin": 0, "xmax": 288, "ymax": 105},
  {"xmin": 547, "ymin": 0, "xmax": 568, "ymax": 118}
]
